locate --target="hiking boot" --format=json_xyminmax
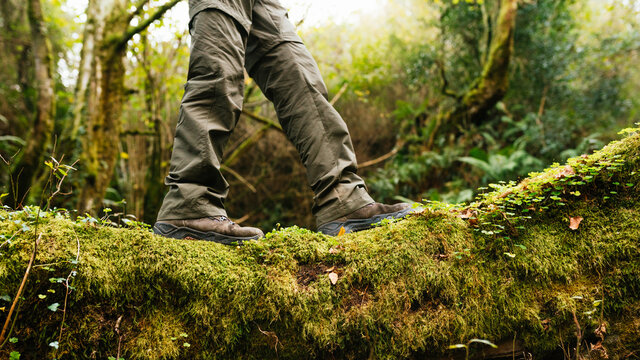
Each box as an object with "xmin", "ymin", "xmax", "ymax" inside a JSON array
[
  {"xmin": 317, "ymin": 202, "xmax": 413, "ymax": 236},
  {"xmin": 153, "ymin": 216, "xmax": 264, "ymax": 245}
]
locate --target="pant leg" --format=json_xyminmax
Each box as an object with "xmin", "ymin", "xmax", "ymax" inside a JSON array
[
  {"xmin": 157, "ymin": 10, "xmax": 248, "ymax": 221},
  {"xmin": 246, "ymin": 0, "xmax": 374, "ymax": 226}
]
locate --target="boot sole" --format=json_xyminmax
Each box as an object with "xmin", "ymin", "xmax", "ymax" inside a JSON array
[
  {"xmin": 152, "ymin": 222, "xmax": 261, "ymax": 245},
  {"xmin": 317, "ymin": 207, "xmax": 414, "ymax": 236}
]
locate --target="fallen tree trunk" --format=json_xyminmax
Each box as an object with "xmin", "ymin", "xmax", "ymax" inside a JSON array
[{"xmin": 1, "ymin": 129, "xmax": 639, "ymax": 359}]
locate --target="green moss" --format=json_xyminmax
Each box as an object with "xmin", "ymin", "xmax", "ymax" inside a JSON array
[{"xmin": 1, "ymin": 130, "xmax": 639, "ymax": 359}]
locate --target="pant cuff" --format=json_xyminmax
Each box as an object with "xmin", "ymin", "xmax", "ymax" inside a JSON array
[{"xmin": 156, "ymin": 204, "xmax": 227, "ymax": 222}]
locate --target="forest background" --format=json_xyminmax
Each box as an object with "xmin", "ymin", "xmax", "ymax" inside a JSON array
[{"xmin": 1, "ymin": 0, "xmax": 639, "ymax": 231}]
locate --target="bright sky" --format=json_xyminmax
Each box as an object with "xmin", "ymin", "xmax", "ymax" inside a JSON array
[
  {"xmin": 155, "ymin": 0, "xmax": 384, "ymax": 43},
  {"xmin": 59, "ymin": 0, "xmax": 385, "ymax": 85},
  {"xmin": 169, "ymin": 0, "xmax": 384, "ymax": 29},
  {"xmin": 64, "ymin": 0, "xmax": 384, "ymax": 31},
  {"xmin": 62, "ymin": 0, "xmax": 385, "ymax": 46}
]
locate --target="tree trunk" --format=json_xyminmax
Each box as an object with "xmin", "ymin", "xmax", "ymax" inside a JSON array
[
  {"xmin": 426, "ymin": 0, "xmax": 517, "ymax": 149},
  {"xmin": 8, "ymin": 0, "xmax": 55, "ymax": 207},
  {"xmin": 66, "ymin": 0, "xmax": 99, "ymax": 142},
  {"xmin": 75, "ymin": 0, "xmax": 181, "ymax": 214}
]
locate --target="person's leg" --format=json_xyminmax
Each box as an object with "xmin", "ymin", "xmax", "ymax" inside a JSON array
[
  {"xmin": 157, "ymin": 10, "xmax": 247, "ymax": 221},
  {"xmin": 154, "ymin": 9, "xmax": 264, "ymax": 243},
  {"xmin": 245, "ymin": 0, "xmax": 376, "ymax": 227}
]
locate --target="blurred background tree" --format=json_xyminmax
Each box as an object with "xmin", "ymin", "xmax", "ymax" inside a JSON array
[{"xmin": 1, "ymin": 0, "xmax": 638, "ymax": 230}]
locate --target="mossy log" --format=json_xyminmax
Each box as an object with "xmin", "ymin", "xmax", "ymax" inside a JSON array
[{"xmin": 1, "ymin": 130, "xmax": 640, "ymax": 359}]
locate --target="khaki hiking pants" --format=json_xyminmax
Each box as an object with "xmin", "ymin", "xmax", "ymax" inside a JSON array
[{"xmin": 157, "ymin": 0, "xmax": 374, "ymax": 226}]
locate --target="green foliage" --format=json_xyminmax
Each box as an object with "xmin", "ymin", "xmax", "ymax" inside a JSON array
[{"xmin": 365, "ymin": 0, "xmax": 640, "ymax": 209}]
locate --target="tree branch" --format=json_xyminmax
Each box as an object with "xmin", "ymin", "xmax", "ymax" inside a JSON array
[
  {"xmin": 329, "ymin": 82, "xmax": 349, "ymax": 106},
  {"xmin": 0, "ymin": 233, "xmax": 41, "ymax": 346},
  {"xmin": 241, "ymin": 109, "xmax": 283, "ymax": 131},
  {"xmin": 221, "ymin": 165, "xmax": 257, "ymax": 193},
  {"xmin": 224, "ymin": 124, "xmax": 271, "ymax": 167},
  {"xmin": 359, "ymin": 141, "xmax": 404, "ymax": 169},
  {"xmin": 120, "ymin": 0, "xmax": 181, "ymax": 46},
  {"xmin": 128, "ymin": 0, "xmax": 150, "ymax": 22}
]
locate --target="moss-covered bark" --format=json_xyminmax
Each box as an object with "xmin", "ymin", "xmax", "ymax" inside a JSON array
[
  {"xmin": 425, "ymin": 0, "xmax": 517, "ymax": 149},
  {"xmin": 8, "ymin": 0, "xmax": 55, "ymax": 206},
  {"xmin": 1, "ymin": 129, "xmax": 640, "ymax": 359},
  {"xmin": 74, "ymin": 0, "xmax": 181, "ymax": 214}
]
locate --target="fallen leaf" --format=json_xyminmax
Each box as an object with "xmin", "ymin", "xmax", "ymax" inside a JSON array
[
  {"xmin": 595, "ymin": 323, "xmax": 607, "ymax": 340},
  {"xmin": 457, "ymin": 209, "xmax": 479, "ymax": 226},
  {"xmin": 457, "ymin": 209, "xmax": 474, "ymax": 219},
  {"xmin": 328, "ymin": 272, "xmax": 338, "ymax": 285},
  {"xmin": 329, "ymin": 245, "xmax": 343, "ymax": 254},
  {"xmin": 337, "ymin": 227, "xmax": 346, "ymax": 236},
  {"xmin": 554, "ymin": 165, "xmax": 575, "ymax": 179},
  {"xmin": 569, "ymin": 216, "xmax": 583, "ymax": 230},
  {"xmin": 590, "ymin": 341, "xmax": 604, "ymax": 351}
]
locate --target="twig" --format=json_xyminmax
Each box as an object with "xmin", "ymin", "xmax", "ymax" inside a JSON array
[
  {"xmin": 0, "ymin": 233, "xmax": 41, "ymax": 346},
  {"xmin": 0, "ymin": 231, "xmax": 20, "ymax": 249},
  {"xmin": 120, "ymin": 0, "xmax": 182, "ymax": 47},
  {"xmin": 224, "ymin": 124, "xmax": 271, "ymax": 167},
  {"xmin": 559, "ymin": 339, "xmax": 568, "ymax": 359},
  {"xmin": 329, "ymin": 82, "xmax": 348, "ymax": 106},
  {"xmin": 46, "ymin": 159, "xmax": 79, "ymax": 210},
  {"xmin": 359, "ymin": 141, "xmax": 404, "ymax": 168},
  {"xmin": 55, "ymin": 232, "xmax": 80, "ymax": 351},
  {"xmin": 256, "ymin": 323, "xmax": 280, "ymax": 352},
  {"xmin": 241, "ymin": 109, "xmax": 283, "ymax": 131},
  {"xmin": 221, "ymin": 165, "xmax": 257, "ymax": 193},
  {"xmin": 572, "ymin": 310, "xmax": 582, "ymax": 360},
  {"xmin": 536, "ymin": 85, "xmax": 548, "ymax": 146},
  {"xmin": 115, "ymin": 315, "xmax": 123, "ymax": 359},
  {"xmin": 234, "ymin": 213, "xmax": 251, "ymax": 224}
]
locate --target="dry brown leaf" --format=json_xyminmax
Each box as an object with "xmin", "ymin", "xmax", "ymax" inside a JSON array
[
  {"xmin": 554, "ymin": 165, "xmax": 575, "ymax": 179},
  {"xmin": 328, "ymin": 272, "xmax": 338, "ymax": 285},
  {"xmin": 329, "ymin": 245, "xmax": 343, "ymax": 254},
  {"xmin": 457, "ymin": 209, "xmax": 479, "ymax": 226},
  {"xmin": 569, "ymin": 216, "xmax": 583, "ymax": 230},
  {"xmin": 595, "ymin": 323, "xmax": 607, "ymax": 340},
  {"xmin": 457, "ymin": 209, "xmax": 473, "ymax": 219}
]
